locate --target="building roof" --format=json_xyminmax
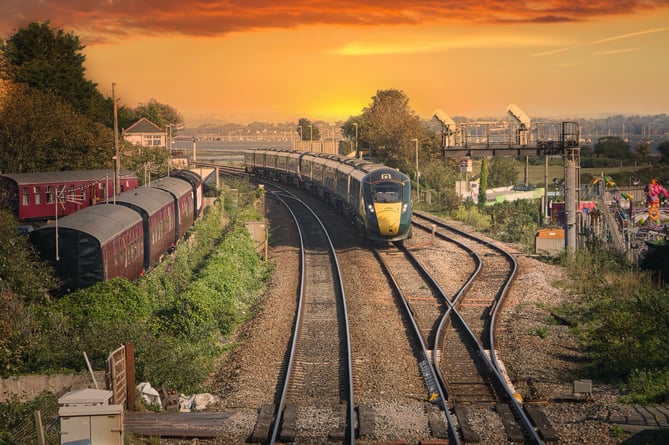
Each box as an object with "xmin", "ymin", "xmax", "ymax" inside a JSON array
[{"xmin": 124, "ymin": 117, "xmax": 163, "ymax": 134}]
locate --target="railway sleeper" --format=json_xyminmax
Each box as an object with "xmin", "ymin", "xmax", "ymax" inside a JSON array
[
  {"xmin": 358, "ymin": 403, "xmax": 376, "ymax": 438},
  {"xmin": 453, "ymin": 404, "xmax": 480, "ymax": 442},
  {"xmin": 524, "ymin": 404, "xmax": 559, "ymax": 442},
  {"xmin": 328, "ymin": 403, "xmax": 347, "ymax": 440},
  {"xmin": 279, "ymin": 403, "xmax": 298, "ymax": 442},
  {"xmin": 427, "ymin": 403, "xmax": 449, "ymax": 439},
  {"xmin": 250, "ymin": 404, "xmax": 275, "ymax": 443},
  {"xmin": 495, "ymin": 403, "xmax": 526, "ymax": 443}
]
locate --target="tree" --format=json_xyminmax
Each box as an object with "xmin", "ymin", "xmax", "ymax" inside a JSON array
[
  {"xmin": 0, "ymin": 210, "xmax": 56, "ymax": 301},
  {"xmin": 348, "ymin": 89, "xmax": 423, "ymax": 171},
  {"xmin": 594, "ymin": 136, "xmax": 632, "ymax": 159},
  {"xmin": 488, "ymin": 157, "xmax": 521, "ymax": 188},
  {"xmin": 0, "ymin": 82, "xmax": 112, "ymax": 173},
  {"xmin": 478, "ymin": 157, "xmax": 489, "ymax": 210},
  {"xmin": 296, "ymin": 118, "xmax": 320, "ymax": 141},
  {"xmin": 1, "ymin": 21, "xmax": 110, "ymax": 124},
  {"xmin": 134, "ymin": 98, "xmax": 184, "ymax": 131},
  {"xmin": 657, "ymin": 141, "xmax": 669, "ymax": 163}
]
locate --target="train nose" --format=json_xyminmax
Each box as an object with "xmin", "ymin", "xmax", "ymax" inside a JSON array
[{"xmin": 374, "ymin": 203, "xmax": 401, "ymax": 235}]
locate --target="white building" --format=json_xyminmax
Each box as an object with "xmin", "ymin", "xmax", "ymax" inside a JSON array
[{"xmin": 123, "ymin": 117, "xmax": 165, "ymax": 148}]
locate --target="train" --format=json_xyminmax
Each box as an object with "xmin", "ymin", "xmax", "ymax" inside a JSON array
[
  {"xmin": 244, "ymin": 149, "xmax": 413, "ymax": 244},
  {"xmin": 0, "ymin": 169, "xmax": 140, "ymax": 224},
  {"xmin": 28, "ymin": 170, "xmax": 203, "ymax": 293}
]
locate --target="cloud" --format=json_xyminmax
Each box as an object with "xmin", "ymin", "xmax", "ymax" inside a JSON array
[
  {"xmin": 593, "ymin": 47, "xmax": 639, "ymax": 56},
  {"xmin": 333, "ymin": 33, "xmax": 561, "ymax": 56},
  {"xmin": 1, "ymin": 0, "xmax": 668, "ymax": 43},
  {"xmin": 532, "ymin": 26, "xmax": 669, "ymax": 56}
]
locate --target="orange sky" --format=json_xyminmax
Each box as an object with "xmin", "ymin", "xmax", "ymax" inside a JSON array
[{"xmin": 2, "ymin": 1, "xmax": 669, "ymax": 125}]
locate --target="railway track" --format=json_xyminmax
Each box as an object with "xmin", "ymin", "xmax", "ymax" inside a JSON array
[
  {"xmin": 411, "ymin": 211, "xmax": 554, "ymax": 444},
  {"xmin": 257, "ymin": 182, "xmax": 355, "ymax": 445}
]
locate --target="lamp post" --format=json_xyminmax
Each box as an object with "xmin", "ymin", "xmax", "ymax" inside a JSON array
[
  {"xmin": 112, "ymin": 82, "xmax": 120, "ymax": 196},
  {"xmin": 165, "ymin": 124, "xmax": 173, "ymax": 174},
  {"xmin": 308, "ymin": 124, "xmax": 313, "ymax": 151},
  {"xmin": 353, "ymin": 123, "xmax": 359, "ymax": 158},
  {"xmin": 412, "ymin": 138, "xmax": 420, "ymax": 203}
]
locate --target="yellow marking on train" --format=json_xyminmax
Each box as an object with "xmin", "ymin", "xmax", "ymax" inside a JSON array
[{"xmin": 374, "ymin": 202, "xmax": 402, "ymax": 236}]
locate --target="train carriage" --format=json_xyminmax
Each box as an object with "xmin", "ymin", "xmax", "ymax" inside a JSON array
[
  {"xmin": 0, "ymin": 169, "xmax": 139, "ymax": 223},
  {"xmin": 29, "ymin": 204, "xmax": 144, "ymax": 293},
  {"xmin": 169, "ymin": 169, "xmax": 204, "ymax": 218},
  {"xmin": 150, "ymin": 177, "xmax": 195, "ymax": 242},
  {"xmin": 113, "ymin": 187, "xmax": 176, "ymax": 270}
]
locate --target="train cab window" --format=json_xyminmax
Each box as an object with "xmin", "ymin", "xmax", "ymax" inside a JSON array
[
  {"xmin": 21, "ymin": 188, "xmax": 29, "ymax": 206},
  {"xmin": 372, "ymin": 183, "xmax": 402, "ymax": 203}
]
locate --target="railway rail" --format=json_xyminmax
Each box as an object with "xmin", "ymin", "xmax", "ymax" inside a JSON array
[
  {"xmin": 258, "ymin": 181, "xmax": 355, "ymax": 444},
  {"xmin": 411, "ymin": 211, "xmax": 554, "ymax": 443}
]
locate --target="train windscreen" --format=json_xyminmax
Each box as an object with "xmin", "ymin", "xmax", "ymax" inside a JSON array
[{"xmin": 372, "ymin": 182, "xmax": 402, "ymax": 203}]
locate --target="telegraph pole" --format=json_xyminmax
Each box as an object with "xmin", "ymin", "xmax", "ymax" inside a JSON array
[{"xmin": 112, "ymin": 83, "xmax": 120, "ymax": 195}]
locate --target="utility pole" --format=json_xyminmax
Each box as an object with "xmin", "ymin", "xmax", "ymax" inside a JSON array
[{"xmin": 112, "ymin": 83, "xmax": 120, "ymax": 195}]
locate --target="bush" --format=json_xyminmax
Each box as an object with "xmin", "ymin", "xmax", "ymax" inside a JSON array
[{"xmin": 555, "ymin": 246, "xmax": 669, "ymax": 402}]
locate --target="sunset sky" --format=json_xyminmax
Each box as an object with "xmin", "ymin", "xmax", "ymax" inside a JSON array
[{"xmin": 2, "ymin": 1, "xmax": 668, "ymax": 126}]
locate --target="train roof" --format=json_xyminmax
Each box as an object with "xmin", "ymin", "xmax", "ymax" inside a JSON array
[
  {"xmin": 34, "ymin": 204, "xmax": 142, "ymax": 243},
  {"xmin": 169, "ymin": 169, "xmax": 202, "ymax": 184},
  {"xmin": 114, "ymin": 186, "xmax": 174, "ymax": 214},
  {"xmin": 150, "ymin": 176, "xmax": 192, "ymax": 196},
  {"xmin": 0, "ymin": 169, "xmax": 136, "ymax": 185}
]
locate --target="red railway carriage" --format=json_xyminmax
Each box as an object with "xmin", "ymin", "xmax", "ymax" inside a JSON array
[
  {"xmin": 150, "ymin": 176, "xmax": 195, "ymax": 241},
  {"xmin": 113, "ymin": 187, "xmax": 176, "ymax": 271},
  {"xmin": 0, "ymin": 169, "xmax": 139, "ymax": 223},
  {"xmin": 29, "ymin": 204, "xmax": 144, "ymax": 293}
]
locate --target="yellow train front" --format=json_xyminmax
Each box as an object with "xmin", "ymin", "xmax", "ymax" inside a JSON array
[
  {"xmin": 353, "ymin": 166, "xmax": 412, "ymax": 243},
  {"xmin": 244, "ymin": 149, "xmax": 413, "ymax": 244}
]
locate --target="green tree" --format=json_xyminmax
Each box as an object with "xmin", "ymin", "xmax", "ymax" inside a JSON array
[
  {"xmin": 657, "ymin": 141, "xmax": 669, "ymax": 163},
  {"xmin": 0, "ymin": 82, "xmax": 112, "ymax": 173},
  {"xmin": 297, "ymin": 118, "xmax": 321, "ymax": 141},
  {"xmin": 134, "ymin": 98, "xmax": 184, "ymax": 131},
  {"xmin": 594, "ymin": 136, "xmax": 632, "ymax": 159},
  {"xmin": 488, "ymin": 157, "xmax": 521, "ymax": 188},
  {"xmin": 0, "ymin": 210, "xmax": 56, "ymax": 301},
  {"xmin": 1, "ymin": 21, "xmax": 110, "ymax": 124},
  {"xmin": 348, "ymin": 89, "xmax": 423, "ymax": 171},
  {"xmin": 478, "ymin": 157, "xmax": 489, "ymax": 210}
]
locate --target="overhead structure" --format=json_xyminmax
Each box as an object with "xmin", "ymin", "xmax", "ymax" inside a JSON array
[
  {"xmin": 433, "ymin": 109, "xmax": 460, "ymax": 151},
  {"xmin": 506, "ymin": 104, "xmax": 531, "ymax": 145}
]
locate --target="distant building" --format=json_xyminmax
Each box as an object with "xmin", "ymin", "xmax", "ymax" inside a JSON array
[{"xmin": 123, "ymin": 117, "xmax": 165, "ymax": 148}]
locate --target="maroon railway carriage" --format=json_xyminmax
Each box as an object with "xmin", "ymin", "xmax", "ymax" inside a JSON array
[
  {"xmin": 29, "ymin": 204, "xmax": 144, "ymax": 293},
  {"xmin": 169, "ymin": 169, "xmax": 204, "ymax": 219},
  {"xmin": 0, "ymin": 169, "xmax": 139, "ymax": 223},
  {"xmin": 113, "ymin": 187, "xmax": 176, "ymax": 271},
  {"xmin": 150, "ymin": 176, "xmax": 195, "ymax": 241}
]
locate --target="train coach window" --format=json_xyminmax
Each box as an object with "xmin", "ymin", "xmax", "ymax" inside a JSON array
[
  {"xmin": 372, "ymin": 183, "xmax": 402, "ymax": 202},
  {"xmin": 21, "ymin": 188, "xmax": 29, "ymax": 206}
]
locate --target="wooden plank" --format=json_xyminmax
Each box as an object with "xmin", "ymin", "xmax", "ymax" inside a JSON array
[
  {"xmin": 525, "ymin": 404, "xmax": 559, "ymax": 442},
  {"xmin": 124, "ymin": 411, "xmax": 235, "ymax": 438},
  {"xmin": 496, "ymin": 403, "xmax": 525, "ymax": 443},
  {"xmin": 427, "ymin": 404, "xmax": 448, "ymax": 439},
  {"xmin": 250, "ymin": 404, "xmax": 275, "ymax": 443},
  {"xmin": 454, "ymin": 405, "xmax": 480, "ymax": 443},
  {"xmin": 279, "ymin": 403, "xmax": 297, "ymax": 442},
  {"xmin": 358, "ymin": 403, "xmax": 375, "ymax": 438}
]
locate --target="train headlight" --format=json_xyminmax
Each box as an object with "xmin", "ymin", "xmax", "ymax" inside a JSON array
[
  {"xmin": 367, "ymin": 204, "xmax": 375, "ymax": 213},
  {"xmin": 402, "ymin": 203, "xmax": 409, "ymax": 213}
]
